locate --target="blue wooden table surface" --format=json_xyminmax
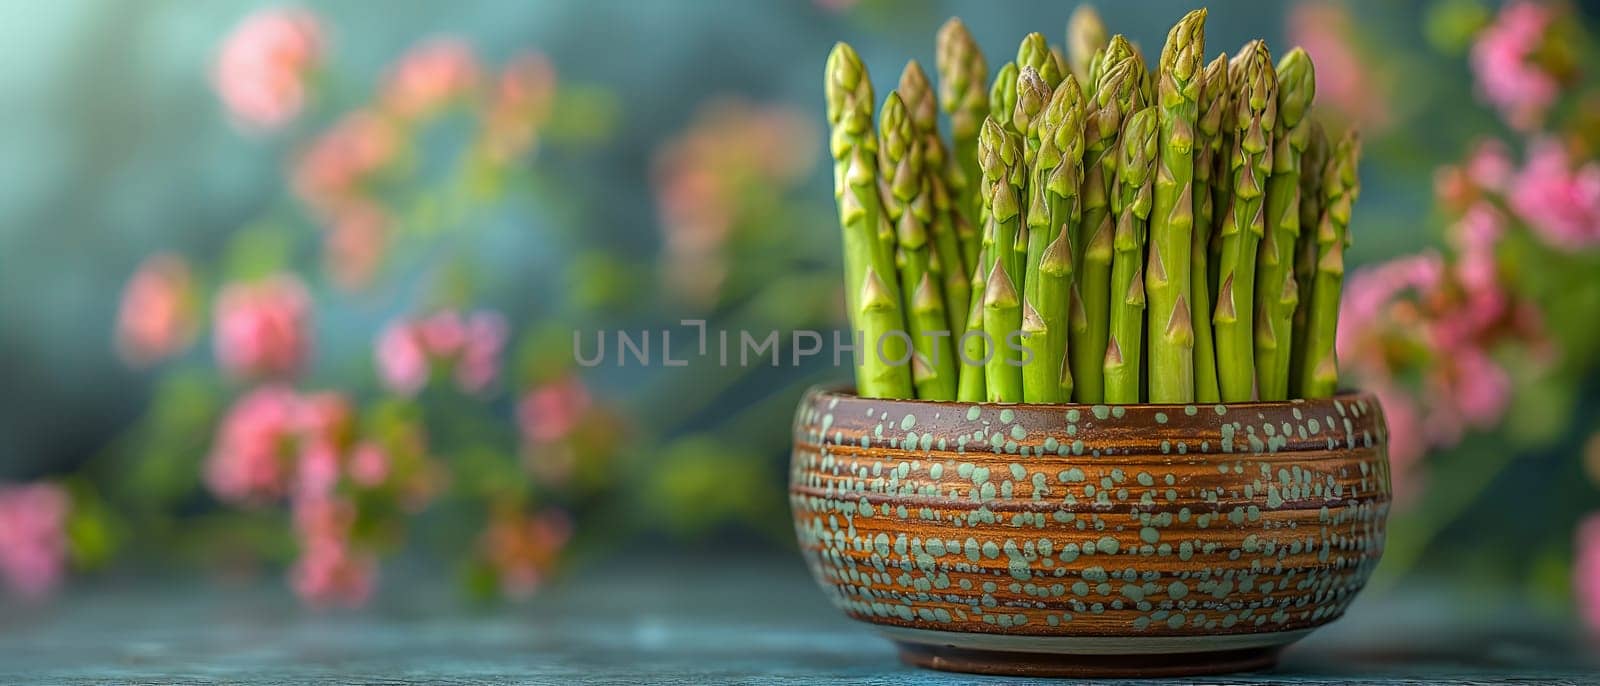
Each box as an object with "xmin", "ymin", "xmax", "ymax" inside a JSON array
[{"xmin": 1, "ymin": 554, "xmax": 1594, "ymax": 684}]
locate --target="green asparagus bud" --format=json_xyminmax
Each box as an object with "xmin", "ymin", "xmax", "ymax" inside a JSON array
[
  {"xmin": 880, "ymin": 93, "xmax": 957, "ymax": 399},
  {"xmin": 1191, "ymin": 52, "xmax": 1230, "ymax": 403},
  {"xmin": 1015, "ymin": 66, "xmax": 1053, "ymax": 170},
  {"xmin": 1022, "ymin": 76, "xmax": 1086, "ymax": 402},
  {"xmin": 1213, "ymin": 40, "xmax": 1276, "ymax": 402},
  {"xmin": 989, "ymin": 62, "xmax": 1020, "ymax": 135},
  {"xmin": 902, "ymin": 61, "xmax": 973, "ymax": 340},
  {"xmin": 979, "ymin": 118, "xmax": 1025, "ymax": 402},
  {"xmin": 1017, "ymin": 32, "xmax": 1064, "ymax": 90},
  {"xmin": 1104, "ymin": 106, "xmax": 1158, "ymax": 403},
  {"xmin": 1067, "ymin": 4, "xmax": 1108, "ymax": 83},
  {"xmin": 937, "ymin": 18, "xmax": 989, "ymax": 270},
  {"xmin": 1255, "ymin": 48, "xmax": 1316, "ymax": 400},
  {"xmin": 1103, "ymin": 35, "xmax": 1154, "ymax": 106},
  {"xmin": 1146, "ymin": 9, "xmax": 1205, "ymax": 403},
  {"xmin": 1069, "ymin": 56, "xmax": 1143, "ymax": 402},
  {"xmin": 1299, "ymin": 130, "xmax": 1360, "ymax": 398},
  {"xmin": 1288, "ymin": 120, "xmax": 1329, "ymax": 398},
  {"xmin": 827, "ymin": 43, "xmax": 912, "ymax": 398}
]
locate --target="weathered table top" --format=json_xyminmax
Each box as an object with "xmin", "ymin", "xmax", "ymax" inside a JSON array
[{"xmin": 1, "ymin": 554, "xmax": 1594, "ymax": 685}]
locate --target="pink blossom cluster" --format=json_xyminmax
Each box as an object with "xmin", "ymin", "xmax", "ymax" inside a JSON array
[
  {"xmin": 213, "ymin": 6, "xmax": 324, "ymax": 131},
  {"xmin": 0, "ymin": 483, "xmax": 70, "ymax": 600},
  {"xmin": 116, "ymin": 253, "xmax": 198, "ymax": 367},
  {"xmin": 479, "ymin": 52, "xmax": 559, "ymax": 164},
  {"xmin": 1336, "ymin": 216, "xmax": 1544, "ymax": 500},
  {"xmin": 375, "ymin": 310, "xmax": 507, "ymax": 396},
  {"xmin": 214, "ymin": 274, "xmax": 311, "ymax": 380},
  {"xmin": 480, "ymin": 508, "xmax": 571, "ymax": 600},
  {"xmin": 290, "ymin": 495, "xmax": 376, "ymax": 609},
  {"xmin": 1508, "ymin": 139, "xmax": 1600, "ymax": 250},
  {"xmin": 382, "ymin": 39, "xmax": 481, "ymax": 120},
  {"xmin": 653, "ymin": 100, "xmax": 818, "ymax": 305},
  {"xmin": 205, "ymin": 385, "xmax": 353, "ymax": 504},
  {"xmin": 1470, "ymin": 1, "xmax": 1560, "ymax": 132},
  {"xmin": 516, "ymin": 374, "xmax": 597, "ymax": 487}
]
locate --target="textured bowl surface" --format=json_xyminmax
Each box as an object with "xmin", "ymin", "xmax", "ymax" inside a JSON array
[{"xmin": 789, "ymin": 387, "xmax": 1390, "ymax": 677}]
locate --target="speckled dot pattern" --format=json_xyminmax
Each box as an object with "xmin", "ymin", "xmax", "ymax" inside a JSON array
[{"xmin": 790, "ymin": 387, "xmax": 1390, "ymax": 641}]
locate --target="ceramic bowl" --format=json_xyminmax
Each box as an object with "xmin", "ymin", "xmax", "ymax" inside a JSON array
[{"xmin": 789, "ymin": 387, "xmax": 1390, "ymax": 678}]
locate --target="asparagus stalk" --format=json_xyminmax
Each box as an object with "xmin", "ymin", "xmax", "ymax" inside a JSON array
[
  {"xmin": 979, "ymin": 118, "xmax": 1025, "ymax": 402},
  {"xmin": 956, "ymin": 246, "xmax": 989, "ymax": 402},
  {"xmin": 1067, "ymin": 4, "xmax": 1108, "ymax": 84},
  {"xmin": 826, "ymin": 43, "xmax": 913, "ymax": 398},
  {"xmin": 880, "ymin": 93, "xmax": 958, "ymax": 400},
  {"xmin": 1288, "ymin": 121, "xmax": 1329, "ymax": 398},
  {"xmin": 936, "ymin": 18, "xmax": 989, "ymax": 272},
  {"xmin": 1069, "ymin": 56, "xmax": 1145, "ymax": 402},
  {"xmin": 1018, "ymin": 33, "xmax": 1064, "ymax": 90},
  {"xmin": 901, "ymin": 61, "xmax": 972, "ymax": 340},
  {"xmin": 1254, "ymin": 48, "xmax": 1316, "ymax": 401},
  {"xmin": 1146, "ymin": 9, "xmax": 1206, "ymax": 403},
  {"xmin": 1191, "ymin": 52, "xmax": 1230, "ymax": 403},
  {"xmin": 1212, "ymin": 41, "xmax": 1276, "ymax": 402},
  {"xmin": 1104, "ymin": 107, "xmax": 1158, "ymax": 403},
  {"xmin": 1022, "ymin": 76, "xmax": 1086, "ymax": 402},
  {"xmin": 1299, "ymin": 130, "xmax": 1360, "ymax": 398}
]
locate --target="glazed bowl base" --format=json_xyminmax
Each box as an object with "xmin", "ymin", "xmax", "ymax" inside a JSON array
[{"xmin": 895, "ymin": 642, "xmax": 1280, "ymax": 678}]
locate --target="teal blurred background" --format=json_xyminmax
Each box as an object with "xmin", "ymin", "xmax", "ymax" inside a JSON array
[{"xmin": 0, "ymin": 0, "xmax": 1597, "ymax": 624}]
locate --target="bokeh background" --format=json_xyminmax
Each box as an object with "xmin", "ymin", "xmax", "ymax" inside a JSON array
[{"xmin": 1, "ymin": 0, "xmax": 1598, "ymax": 635}]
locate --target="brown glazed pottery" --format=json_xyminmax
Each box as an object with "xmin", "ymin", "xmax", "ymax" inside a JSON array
[{"xmin": 789, "ymin": 387, "xmax": 1390, "ymax": 678}]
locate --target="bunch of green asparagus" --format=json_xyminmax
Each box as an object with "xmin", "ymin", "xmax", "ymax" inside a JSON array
[{"xmin": 827, "ymin": 6, "xmax": 1362, "ymax": 404}]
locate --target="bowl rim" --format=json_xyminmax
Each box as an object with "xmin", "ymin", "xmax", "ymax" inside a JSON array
[{"xmin": 805, "ymin": 384, "xmax": 1375, "ymax": 411}]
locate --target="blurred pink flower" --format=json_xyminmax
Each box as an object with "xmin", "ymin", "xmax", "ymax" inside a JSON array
[
  {"xmin": 0, "ymin": 483, "xmax": 70, "ymax": 600},
  {"xmin": 1287, "ymin": 2, "xmax": 1390, "ymax": 130},
  {"xmin": 213, "ymin": 6, "xmax": 324, "ymax": 131},
  {"xmin": 1508, "ymin": 138, "xmax": 1600, "ymax": 250},
  {"xmin": 517, "ymin": 375, "xmax": 592, "ymax": 444},
  {"xmin": 383, "ymin": 38, "xmax": 481, "ymax": 120},
  {"xmin": 653, "ymin": 99, "xmax": 819, "ymax": 305},
  {"xmin": 481, "ymin": 508, "xmax": 571, "ymax": 600},
  {"xmin": 1471, "ymin": 1, "xmax": 1558, "ymax": 131},
  {"xmin": 348, "ymin": 442, "xmax": 391, "ymax": 488},
  {"xmin": 1577, "ymin": 513, "xmax": 1600, "ymax": 633},
  {"xmin": 1436, "ymin": 140, "xmax": 1513, "ymax": 213},
  {"xmin": 481, "ymin": 51, "xmax": 558, "ymax": 163},
  {"xmin": 290, "ymin": 496, "xmax": 375, "ymax": 608},
  {"xmin": 215, "ymin": 274, "xmax": 311, "ymax": 380},
  {"xmin": 375, "ymin": 310, "xmax": 506, "ymax": 395},
  {"xmin": 206, "ymin": 386, "xmax": 302, "ymax": 504},
  {"xmin": 292, "ymin": 110, "xmax": 401, "ymax": 216},
  {"xmin": 324, "ymin": 199, "xmax": 390, "ymax": 290},
  {"xmin": 116, "ymin": 253, "xmax": 198, "ymax": 367}
]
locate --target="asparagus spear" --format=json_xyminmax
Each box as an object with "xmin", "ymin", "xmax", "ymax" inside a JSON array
[
  {"xmin": 1069, "ymin": 56, "xmax": 1145, "ymax": 402},
  {"xmin": 880, "ymin": 93, "xmax": 958, "ymax": 400},
  {"xmin": 1146, "ymin": 9, "xmax": 1206, "ymax": 403},
  {"xmin": 1254, "ymin": 48, "xmax": 1316, "ymax": 401},
  {"xmin": 1022, "ymin": 76, "xmax": 1086, "ymax": 403},
  {"xmin": 1104, "ymin": 107, "xmax": 1158, "ymax": 403},
  {"xmin": 1191, "ymin": 52, "xmax": 1230, "ymax": 403},
  {"xmin": 1299, "ymin": 130, "xmax": 1360, "ymax": 398},
  {"xmin": 989, "ymin": 63, "xmax": 1020, "ymax": 136},
  {"xmin": 979, "ymin": 118, "xmax": 1025, "ymax": 402},
  {"xmin": 1014, "ymin": 67, "xmax": 1053, "ymax": 171},
  {"xmin": 826, "ymin": 43, "xmax": 913, "ymax": 398},
  {"xmin": 1211, "ymin": 41, "xmax": 1275, "ymax": 402},
  {"xmin": 956, "ymin": 247, "xmax": 989, "ymax": 401},
  {"xmin": 901, "ymin": 61, "xmax": 972, "ymax": 340},
  {"xmin": 1103, "ymin": 35, "xmax": 1155, "ymax": 107},
  {"xmin": 1018, "ymin": 33, "xmax": 1064, "ymax": 90},
  {"xmin": 937, "ymin": 18, "xmax": 989, "ymax": 272},
  {"xmin": 1067, "ymin": 4, "xmax": 1108, "ymax": 84},
  {"xmin": 1288, "ymin": 121, "xmax": 1329, "ymax": 398}
]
